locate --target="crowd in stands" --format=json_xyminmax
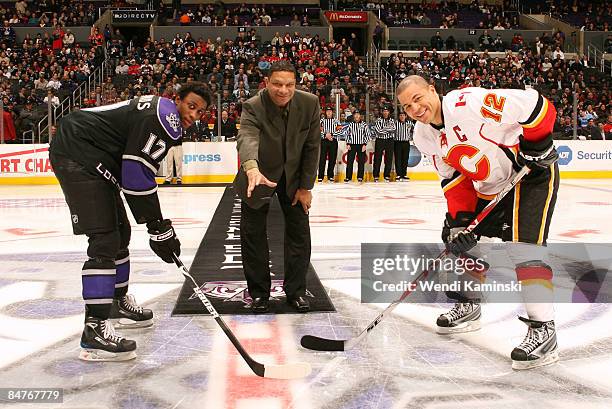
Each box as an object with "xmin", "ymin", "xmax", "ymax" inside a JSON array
[
  {"xmin": 410, "ymin": 29, "xmax": 567, "ymax": 55},
  {"xmin": 0, "ymin": 0, "xmax": 609, "ymax": 143},
  {"xmin": 384, "ymin": 42, "xmax": 611, "ymax": 140},
  {"xmin": 339, "ymin": 0, "xmax": 520, "ymax": 30},
  {"xmin": 0, "ymin": 0, "xmax": 98, "ymax": 27},
  {"xmin": 157, "ymin": 2, "xmax": 318, "ymax": 27},
  {"xmin": 103, "ymin": 30, "xmax": 383, "ymax": 141},
  {"xmin": 0, "ymin": 0, "xmax": 105, "ymax": 143},
  {"xmin": 521, "ymin": 0, "xmax": 610, "ymax": 32},
  {"xmin": 344, "ymin": 0, "xmax": 609, "ymax": 31}
]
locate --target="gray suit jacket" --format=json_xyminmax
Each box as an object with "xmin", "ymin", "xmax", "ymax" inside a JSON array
[{"xmin": 234, "ymin": 89, "xmax": 321, "ymax": 208}]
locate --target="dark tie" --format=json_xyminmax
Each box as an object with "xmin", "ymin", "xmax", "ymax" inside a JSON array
[{"xmin": 282, "ymin": 109, "xmax": 288, "ymax": 161}]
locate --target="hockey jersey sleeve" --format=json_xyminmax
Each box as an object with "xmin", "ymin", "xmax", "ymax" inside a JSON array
[
  {"xmin": 466, "ymin": 88, "xmax": 556, "ymax": 142},
  {"xmin": 122, "ymin": 97, "xmax": 183, "ymax": 224}
]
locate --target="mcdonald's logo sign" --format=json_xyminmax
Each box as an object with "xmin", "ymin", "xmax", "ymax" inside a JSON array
[{"xmin": 324, "ymin": 11, "xmax": 368, "ymax": 23}]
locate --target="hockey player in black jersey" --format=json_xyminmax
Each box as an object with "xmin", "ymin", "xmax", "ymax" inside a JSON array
[{"xmin": 49, "ymin": 83, "xmax": 211, "ymax": 361}]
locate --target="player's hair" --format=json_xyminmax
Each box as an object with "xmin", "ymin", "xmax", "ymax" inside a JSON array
[
  {"xmin": 396, "ymin": 75, "xmax": 432, "ymax": 97},
  {"xmin": 177, "ymin": 82, "xmax": 213, "ymax": 108},
  {"xmin": 269, "ymin": 60, "xmax": 297, "ymax": 79}
]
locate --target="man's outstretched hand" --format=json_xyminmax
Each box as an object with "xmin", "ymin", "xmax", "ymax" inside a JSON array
[{"xmin": 246, "ymin": 168, "xmax": 277, "ymax": 198}]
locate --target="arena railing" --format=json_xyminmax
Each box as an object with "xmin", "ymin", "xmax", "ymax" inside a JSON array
[
  {"xmin": 32, "ymin": 58, "xmax": 110, "ymax": 144},
  {"xmin": 587, "ymin": 43, "xmax": 612, "ymax": 77}
]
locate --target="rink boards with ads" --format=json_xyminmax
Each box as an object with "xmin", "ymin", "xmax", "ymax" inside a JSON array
[
  {"xmin": 0, "ymin": 142, "xmax": 239, "ymax": 184},
  {"xmin": 1, "ymin": 140, "xmax": 612, "ymax": 184}
]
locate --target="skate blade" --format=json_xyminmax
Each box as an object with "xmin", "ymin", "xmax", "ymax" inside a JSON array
[
  {"xmin": 512, "ymin": 350, "xmax": 559, "ymax": 370},
  {"xmin": 111, "ymin": 318, "xmax": 153, "ymax": 329},
  {"xmin": 79, "ymin": 349, "xmax": 137, "ymax": 362},
  {"xmin": 436, "ymin": 320, "xmax": 482, "ymax": 334}
]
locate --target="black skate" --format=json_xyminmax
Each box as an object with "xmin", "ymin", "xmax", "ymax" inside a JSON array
[
  {"xmin": 79, "ymin": 317, "xmax": 137, "ymax": 361},
  {"xmin": 110, "ymin": 294, "xmax": 153, "ymax": 329},
  {"xmin": 511, "ymin": 317, "xmax": 559, "ymax": 370},
  {"xmin": 436, "ymin": 301, "xmax": 481, "ymax": 334}
]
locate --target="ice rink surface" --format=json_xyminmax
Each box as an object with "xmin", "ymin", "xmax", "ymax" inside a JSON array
[{"xmin": 0, "ymin": 179, "xmax": 611, "ymax": 409}]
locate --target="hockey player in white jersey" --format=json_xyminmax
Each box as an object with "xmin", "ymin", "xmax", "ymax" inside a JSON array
[{"xmin": 397, "ymin": 75, "xmax": 559, "ymax": 370}]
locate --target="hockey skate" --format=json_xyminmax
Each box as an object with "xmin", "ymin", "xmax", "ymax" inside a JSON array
[
  {"xmin": 511, "ymin": 317, "xmax": 559, "ymax": 370},
  {"xmin": 110, "ymin": 294, "xmax": 153, "ymax": 329},
  {"xmin": 436, "ymin": 301, "xmax": 481, "ymax": 334},
  {"xmin": 79, "ymin": 317, "xmax": 137, "ymax": 362}
]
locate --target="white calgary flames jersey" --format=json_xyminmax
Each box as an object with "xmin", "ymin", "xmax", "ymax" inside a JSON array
[{"xmin": 414, "ymin": 87, "xmax": 546, "ymax": 196}]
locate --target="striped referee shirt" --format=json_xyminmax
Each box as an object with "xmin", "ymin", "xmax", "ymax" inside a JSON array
[
  {"xmin": 344, "ymin": 121, "xmax": 372, "ymax": 144},
  {"xmin": 395, "ymin": 120, "xmax": 414, "ymax": 142},
  {"xmin": 320, "ymin": 118, "xmax": 339, "ymax": 140},
  {"xmin": 374, "ymin": 117, "xmax": 397, "ymax": 139}
]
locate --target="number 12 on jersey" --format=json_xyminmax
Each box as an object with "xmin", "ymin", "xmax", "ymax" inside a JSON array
[{"xmin": 480, "ymin": 93, "xmax": 506, "ymax": 122}]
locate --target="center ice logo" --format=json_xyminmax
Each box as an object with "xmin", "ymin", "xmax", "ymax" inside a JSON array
[{"xmin": 557, "ymin": 145, "xmax": 572, "ymax": 166}]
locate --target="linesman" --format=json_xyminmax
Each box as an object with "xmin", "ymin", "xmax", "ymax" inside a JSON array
[
  {"xmin": 318, "ymin": 106, "xmax": 339, "ymax": 182},
  {"xmin": 372, "ymin": 106, "xmax": 397, "ymax": 182},
  {"xmin": 394, "ymin": 111, "xmax": 414, "ymax": 181},
  {"xmin": 343, "ymin": 111, "xmax": 371, "ymax": 182}
]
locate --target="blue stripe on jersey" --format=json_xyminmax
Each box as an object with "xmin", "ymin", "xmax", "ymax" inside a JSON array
[{"xmin": 121, "ymin": 159, "xmax": 157, "ymax": 192}]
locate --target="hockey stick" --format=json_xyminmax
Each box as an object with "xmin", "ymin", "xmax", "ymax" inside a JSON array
[
  {"xmin": 301, "ymin": 166, "xmax": 531, "ymax": 352},
  {"xmin": 172, "ymin": 254, "xmax": 312, "ymax": 379}
]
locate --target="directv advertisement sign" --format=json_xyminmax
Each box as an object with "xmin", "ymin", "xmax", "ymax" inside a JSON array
[{"xmin": 111, "ymin": 10, "xmax": 157, "ymax": 25}]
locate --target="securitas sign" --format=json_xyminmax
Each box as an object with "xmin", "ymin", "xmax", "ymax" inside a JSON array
[
  {"xmin": 111, "ymin": 10, "xmax": 157, "ymax": 25},
  {"xmin": 325, "ymin": 11, "xmax": 368, "ymax": 23}
]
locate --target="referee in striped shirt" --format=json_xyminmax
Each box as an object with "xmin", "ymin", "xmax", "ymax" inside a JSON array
[
  {"xmin": 372, "ymin": 107, "xmax": 397, "ymax": 182},
  {"xmin": 344, "ymin": 111, "xmax": 371, "ymax": 182},
  {"xmin": 319, "ymin": 106, "xmax": 339, "ymax": 182},
  {"xmin": 394, "ymin": 111, "xmax": 414, "ymax": 181}
]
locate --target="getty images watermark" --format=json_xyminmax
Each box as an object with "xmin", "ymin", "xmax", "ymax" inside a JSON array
[
  {"xmin": 361, "ymin": 243, "xmax": 612, "ymax": 304},
  {"xmin": 370, "ymin": 252, "xmax": 521, "ymax": 294}
]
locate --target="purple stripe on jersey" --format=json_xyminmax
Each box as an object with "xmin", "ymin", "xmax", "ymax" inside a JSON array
[
  {"xmin": 82, "ymin": 275, "xmax": 115, "ymax": 300},
  {"xmin": 122, "ymin": 160, "xmax": 156, "ymax": 191},
  {"xmin": 115, "ymin": 260, "xmax": 130, "ymax": 284},
  {"xmin": 158, "ymin": 97, "xmax": 183, "ymax": 141}
]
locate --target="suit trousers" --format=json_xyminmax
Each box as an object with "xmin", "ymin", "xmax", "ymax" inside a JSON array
[
  {"xmin": 372, "ymin": 138, "xmax": 394, "ymax": 180},
  {"xmin": 165, "ymin": 145, "xmax": 183, "ymax": 181},
  {"xmin": 394, "ymin": 141, "xmax": 411, "ymax": 178},
  {"xmin": 346, "ymin": 144, "xmax": 366, "ymax": 181},
  {"xmin": 240, "ymin": 174, "xmax": 311, "ymax": 300},
  {"xmin": 318, "ymin": 138, "xmax": 338, "ymax": 180}
]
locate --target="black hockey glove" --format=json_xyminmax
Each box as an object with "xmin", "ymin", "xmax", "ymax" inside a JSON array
[
  {"xmin": 517, "ymin": 134, "xmax": 558, "ymax": 170},
  {"xmin": 147, "ymin": 219, "xmax": 181, "ymax": 263},
  {"xmin": 442, "ymin": 212, "xmax": 478, "ymax": 256}
]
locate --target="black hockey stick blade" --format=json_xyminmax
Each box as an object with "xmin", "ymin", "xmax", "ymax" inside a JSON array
[
  {"xmin": 172, "ymin": 254, "xmax": 312, "ymax": 379},
  {"xmin": 300, "ymin": 167, "xmax": 531, "ymax": 354},
  {"xmin": 301, "ymin": 335, "xmax": 345, "ymax": 351}
]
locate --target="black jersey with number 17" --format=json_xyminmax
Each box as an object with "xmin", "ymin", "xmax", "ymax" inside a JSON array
[{"xmin": 50, "ymin": 95, "xmax": 183, "ymax": 223}]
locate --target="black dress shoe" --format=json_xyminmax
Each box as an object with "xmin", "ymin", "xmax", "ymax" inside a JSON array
[
  {"xmin": 286, "ymin": 296, "xmax": 310, "ymax": 312},
  {"xmin": 250, "ymin": 297, "xmax": 269, "ymax": 313}
]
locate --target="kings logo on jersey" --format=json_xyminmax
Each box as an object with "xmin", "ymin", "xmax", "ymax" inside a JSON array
[{"xmin": 165, "ymin": 113, "xmax": 181, "ymax": 134}]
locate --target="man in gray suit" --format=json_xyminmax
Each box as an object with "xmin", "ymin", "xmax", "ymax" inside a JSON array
[{"xmin": 234, "ymin": 60, "xmax": 321, "ymax": 313}]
